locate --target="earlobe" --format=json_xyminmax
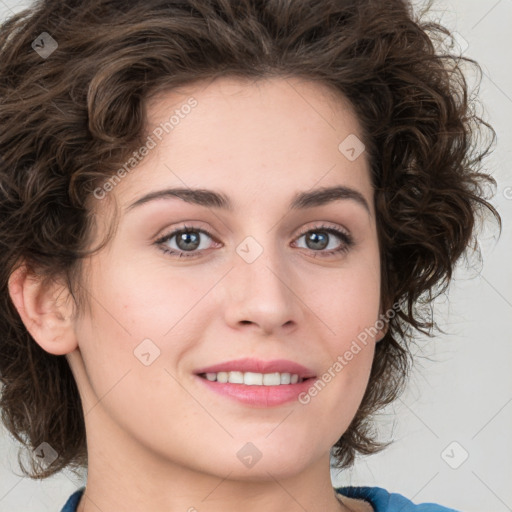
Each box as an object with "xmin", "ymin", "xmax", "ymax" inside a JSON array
[
  {"xmin": 7, "ymin": 264, "xmax": 78, "ymax": 355},
  {"xmin": 375, "ymin": 315, "xmax": 389, "ymax": 343},
  {"xmin": 374, "ymin": 300, "xmax": 393, "ymax": 343},
  {"xmin": 376, "ymin": 329, "xmax": 387, "ymax": 343}
]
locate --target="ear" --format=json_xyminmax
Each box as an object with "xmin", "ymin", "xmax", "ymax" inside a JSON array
[
  {"xmin": 375, "ymin": 307, "xmax": 390, "ymax": 343},
  {"xmin": 8, "ymin": 264, "xmax": 78, "ymax": 355},
  {"xmin": 375, "ymin": 323, "xmax": 387, "ymax": 343}
]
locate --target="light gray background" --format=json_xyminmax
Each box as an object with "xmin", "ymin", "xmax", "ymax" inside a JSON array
[{"xmin": 0, "ymin": 0, "xmax": 511, "ymax": 511}]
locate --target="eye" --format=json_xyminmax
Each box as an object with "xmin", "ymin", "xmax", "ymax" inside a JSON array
[
  {"xmin": 293, "ymin": 223, "xmax": 354, "ymax": 257},
  {"xmin": 155, "ymin": 225, "xmax": 219, "ymax": 258},
  {"xmin": 154, "ymin": 223, "xmax": 354, "ymax": 259}
]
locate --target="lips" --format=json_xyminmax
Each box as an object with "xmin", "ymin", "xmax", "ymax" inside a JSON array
[
  {"xmin": 193, "ymin": 358, "xmax": 317, "ymax": 378},
  {"xmin": 193, "ymin": 357, "xmax": 318, "ymax": 407}
]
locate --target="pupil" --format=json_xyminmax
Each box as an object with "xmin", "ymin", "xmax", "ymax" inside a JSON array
[
  {"xmin": 178, "ymin": 231, "xmax": 200, "ymax": 251},
  {"xmin": 307, "ymin": 231, "xmax": 328, "ymax": 250}
]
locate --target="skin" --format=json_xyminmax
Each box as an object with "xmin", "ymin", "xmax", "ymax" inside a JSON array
[{"xmin": 9, "ymin": 76, "xmax": 383, "ymax": 512}]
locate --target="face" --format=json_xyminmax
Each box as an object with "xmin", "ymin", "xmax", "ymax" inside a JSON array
[{"xmin": 69, "ymin": 76, "xmax": 382, "ymax": 480}]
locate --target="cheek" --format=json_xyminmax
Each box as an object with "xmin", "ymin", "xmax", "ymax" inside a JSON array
[
  {"xmin": 73, "ymin": 253, "xmax": 217, "ymax": 399},
  {"xmin": 310, "ymin": 254, "xmax": 381, "ymax": 344},
  {"xmin": 83, "ymin": 250, "xmax": 210, "ymax": 343},
  {"xmin": 296, "ymin": 251, "xmax": 380, "ymax": 423}
]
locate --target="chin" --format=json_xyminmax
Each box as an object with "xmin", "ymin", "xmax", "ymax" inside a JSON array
[{"xmin": 212, "ymin": 436, "xmax": 324, "ymax": 480}]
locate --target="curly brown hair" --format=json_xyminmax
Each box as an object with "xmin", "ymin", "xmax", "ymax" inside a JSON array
[{"xmin": 0, "ymin": 0, "xmax": 500, "ymax": 479}]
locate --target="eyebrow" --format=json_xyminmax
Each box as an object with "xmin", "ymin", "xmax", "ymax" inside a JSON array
[{"xmin": 126, "ymin": 185, "xmax": 371, "ymax": 213}]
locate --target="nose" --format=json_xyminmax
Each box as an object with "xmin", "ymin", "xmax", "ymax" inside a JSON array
[{"xmin": 222, "ymin": 242, "xmax": 302, "ymax": 335}]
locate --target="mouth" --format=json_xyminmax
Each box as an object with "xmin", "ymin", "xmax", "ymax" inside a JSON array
[
  {"xmin": 192, "ymin": 358, "xmax": 317, "ymax": 406},
  {"xmin": 197, "ymin": 371, "xmax": 314, "ymax": 385},
  {"xmin": 193, "ymin": 357, "xmax": 317, "ymax": 384}
]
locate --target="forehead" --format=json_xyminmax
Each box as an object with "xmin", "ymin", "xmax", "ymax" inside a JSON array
[{"xmin": 98, "ymin": 76, "xmax": 372, "ymax": 216}]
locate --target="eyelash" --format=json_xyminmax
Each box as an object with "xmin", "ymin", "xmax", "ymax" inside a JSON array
[{"xmin": 154, "ymin": 223, "xmax": 354, "ymax": 259}]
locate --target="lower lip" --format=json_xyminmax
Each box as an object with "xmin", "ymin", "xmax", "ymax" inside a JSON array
[{"xmin": 195, "ymin": 375, "xmax": 315, "ymax": 407}]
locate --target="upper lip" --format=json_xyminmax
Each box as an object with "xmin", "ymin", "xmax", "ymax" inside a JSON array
[{"xmin": 194, "ymin": 358, "xmax": 316, "ymax": 378}]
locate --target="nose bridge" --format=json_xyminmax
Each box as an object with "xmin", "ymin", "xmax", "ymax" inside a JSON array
[
  {"xmin": 236, "ymin": 233, "xmax": 291, "ymax": 300},
  {"xmin": 223, "ymin": 232, "xmax": 300, "ymax": 332}
]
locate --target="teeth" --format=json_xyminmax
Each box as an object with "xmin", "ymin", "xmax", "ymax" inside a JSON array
[
  {"xmin": 228, "ymin": 371, "xmax": 244, "ymax": 384},
  {"xmin": 244, "ymin": 372, "xmax": 263, "ymax": 385},
  {"xmin": 262, "ymin": 372, "xmax": 280, "ymax": 386},
  {"xmin": 216, "ymin": 372, "xmax": 228, "ymax": 383},
  {"xmin": 280, "ymin": 373, "xmax": 291, "ymax": 384},
  {"xmin": 202, "ymin": 371, "xmax": 304, "ymax": 385}
]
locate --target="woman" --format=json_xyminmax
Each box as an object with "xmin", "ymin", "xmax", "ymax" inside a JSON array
[{"xmin": 0, "ymin": 0, "xmax": 500, "ymax": 511}]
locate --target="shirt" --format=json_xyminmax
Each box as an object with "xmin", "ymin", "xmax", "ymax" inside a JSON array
[
  {"xmin": 335, "ymin": 486, "xmax": 461, "ymax": 511},
  {"xmin": 60, "ymin": 485, "xmax": 461, "ymax": 511}
]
